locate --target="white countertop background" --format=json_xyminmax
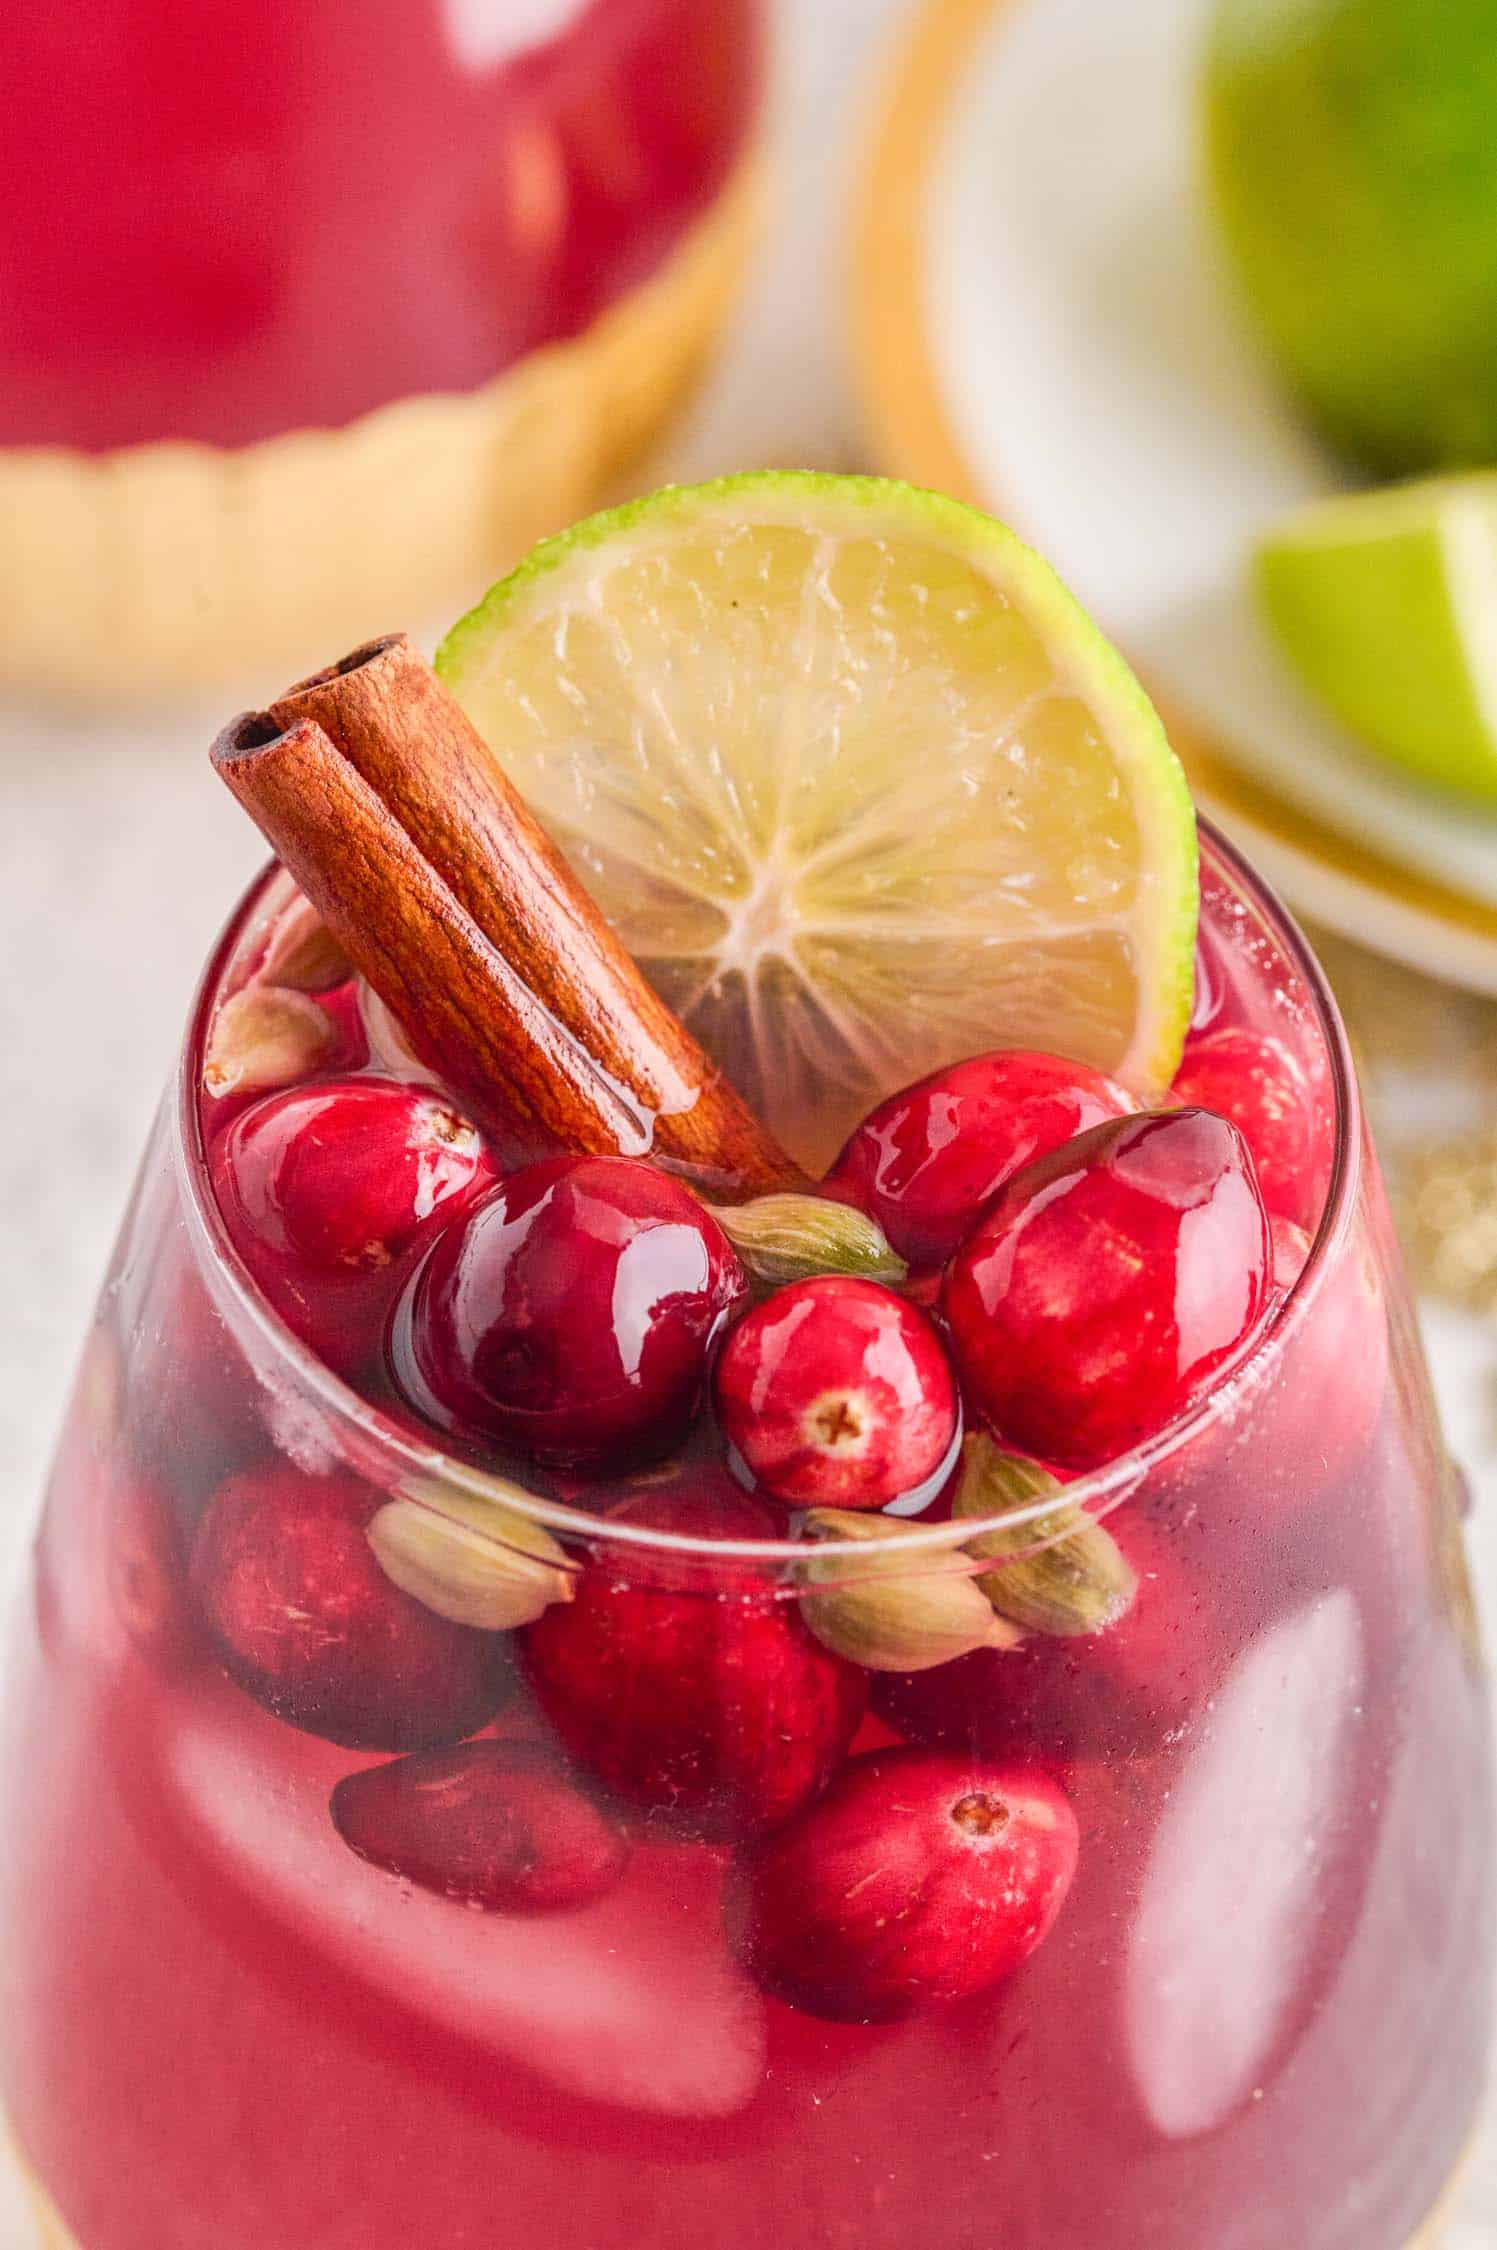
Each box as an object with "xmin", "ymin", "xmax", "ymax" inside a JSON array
[{"xmin": 0, "ymin": 1, "xmax": 1492, "ymax": 2239}]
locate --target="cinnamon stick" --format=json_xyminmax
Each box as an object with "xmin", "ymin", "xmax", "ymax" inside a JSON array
[{"xmin": 212, "ymin": 636, "xmax": 802, "ymax": 1199}]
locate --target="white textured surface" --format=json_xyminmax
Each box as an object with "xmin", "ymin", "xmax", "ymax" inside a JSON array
[{"xmin": 0, "ymin": 0, "xmax": 1492, "ymax": 2241}]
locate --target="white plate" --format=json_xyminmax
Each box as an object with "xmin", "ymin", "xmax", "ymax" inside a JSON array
[{"xmin": 851, "ymin": 0, "xmax": 1497, "ymax": 992}]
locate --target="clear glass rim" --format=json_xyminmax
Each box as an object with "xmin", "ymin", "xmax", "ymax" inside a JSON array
[{"xmin": 175, "ymin": 818, "xmax": 1361, "ymax": 1566}]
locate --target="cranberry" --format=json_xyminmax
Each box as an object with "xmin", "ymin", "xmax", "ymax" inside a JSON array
[
  {"xmin": 827, "ymin": 1048, "xmax": 1134, "ymax": 1269},
  {"xmin": 190, "ymin": 1467, "xmax": 507, "ymax": 1750},
  {"xmin": 523, "ymin": 1480, "xmax": 866, "ymax": 1838},
  {"xmin": 391, "ymin": 1156, "xmax": 749, "ymax": 1471},
  {"xmin": 714, "ymin": 1276, "xmax": 958, "ymax": 1510},
  {"xmin": 211, "ymin": 1076, "xmax": 493, "ymax": 1378},
  {"xmin": 1170, "ymin": 1027, "xmax": 1331, "ymax": 1225},
  {"xmin": 331, "ymin": 1740, "xmax": 630, "ymax": 1913},
  {"xmin": 737, "ymin": 1747, "xmax": 1078, "ymax": 2020},
  {"xmin": 942, "ymin": 1110, "xmax": 1271, "ymax": 1470},
  {"xmin": 878, "ymin": 1510, "xmax": 1228, "ymax": 1763}
]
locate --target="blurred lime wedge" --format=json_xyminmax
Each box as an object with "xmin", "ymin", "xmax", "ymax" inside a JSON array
[
  {"xmin": 1257, "ymin": 477, "xmax": 1497, "ymax": 801},
  {"xmin": 438, "ymin": 473, "xmax": 1197, "ymax": 1171}
]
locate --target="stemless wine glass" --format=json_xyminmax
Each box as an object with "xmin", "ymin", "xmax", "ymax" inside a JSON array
[{"xmin": 0, "ymin": 828, "xmax": 1489, "ymax": 2250}]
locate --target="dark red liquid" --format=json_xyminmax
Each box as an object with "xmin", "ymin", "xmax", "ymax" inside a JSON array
[
  {"xmin": 0, "ymin": 0, "xmax": 760, "ymax": 451},
  {"xmin": 0, "ymin": 844, "xmax": 1489, "ymax": 2249}
]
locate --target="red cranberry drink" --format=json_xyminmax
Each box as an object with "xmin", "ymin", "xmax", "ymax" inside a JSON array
[
  {"xmin": 0, "ymin": 478, "xmax": 1487, "ymax": 2248},
  {"xmin": 0, "ymin": 0, "xmax": 760, "ymax": 455},
  {"xmin": 0, "ymin": 2, "xmax": 764, "ymax": 692}
]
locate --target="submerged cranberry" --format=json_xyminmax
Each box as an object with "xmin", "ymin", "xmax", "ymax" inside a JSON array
[
  {"xmin": 943, "ymin": 1109, "xmax": 1271, "ymax": 1471},
  {"xmin": 827, "ymin": 1048, "xmax": 1135, "ymax": 1269},
  {"xmin": 191, "ymin": 1467, "xmax": 506, "ymax": 1750},
  {"xmin": 211, "ymin": 1076, "xmax": 493, "ymax": 1378},
  {"xmin": 391, "ymin": 1156, "xmax": 749, "ymax": 1470},
  {"xmin": 331, "ymin": 1740, "xmax": 630, "ymax": 1913},
  {"xmin": 1171, "ymin": 1027, "xmax": 1330, "ymax": 1225},
  {"xmin": 523, "ymin": 1481, "xmax": 866, "ymax": 1838},
  {"xmin": 738, "ymin": 1747, "xmax": 1078, "ymax": 2021},
  {"xmin": 714, "ymin": 1275, "xmax": 958, "ymax": 1510}
]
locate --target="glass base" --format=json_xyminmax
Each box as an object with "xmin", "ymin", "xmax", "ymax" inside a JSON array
[
  {"xmin": 6, "ymin": 2123, "xmax": 1467, "ymax": 2250},
  {"xmin": 0, "ymin": 150, "xmax": 763, "ymax": 700}
]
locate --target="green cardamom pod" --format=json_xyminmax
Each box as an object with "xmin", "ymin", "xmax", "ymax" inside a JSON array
[
  {"xmin": 953, "ymin": 1433, "xmax": 1137, "ymax": 1639},
  {"xmin": 798, "ymin": 1508, "xmax": 1020, "ymax": 1672},
  {"xmin": 707, "ymin": 1193, "xmax": 907, "ymax": 1288},
  {"xmin": 202, "ymin": 984, "xmax": 339, "ymax": 1098},
  {"xmin": 368, "ymin": 1478, "xmax": 574, "ymax": 1631},
  {"xmin": 260, "ymin": 897, "xmax": 354, "ymax": 993}
]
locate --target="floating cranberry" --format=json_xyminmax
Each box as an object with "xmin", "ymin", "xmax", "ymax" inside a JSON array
[
  {"xmin": 943, "ymin": 1110, "xmax": 1271, "ymax": 1470},
  {"xmin": 737, "ymin": 1747, "xmax": 1078, "ymax": 2021},
  {"xmin": 826, "ymin": 1048, "xmax": 1134, "ymax": 1269},
  {"xmin": 191, "ymin": 1467, "xmax": 506, "ymax": 1750},
  {"xmin": 523, "ymin": 1481, "xmax": 866, "ymax": 1838},
  {"xmin": 391, "ymin": 1156, "xmax": 749, "ymax": 1471},
  {"xmin": 1171, "ymin": 1027, "xmax": 1330, "ymax": 1225},
  {"xmin": 714, "ymin": 1275, "xmax": 958, "ymax": 1510},
  {"xmin": 331, "ymin": 1739, "xmax": 630, "ymax": 1913},
  {"xmin": 211, "ymin": 1076, "xmax": 493, "ymax": 1378}
]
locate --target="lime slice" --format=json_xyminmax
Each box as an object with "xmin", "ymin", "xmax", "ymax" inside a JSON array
[
  {"xmin": 1257, "ymin": 476, "xmax": 1497, "ymax": 802},
  {"xmin": 438, "ymin": 474, "xmax": 1197, "ymax": 1172}
]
